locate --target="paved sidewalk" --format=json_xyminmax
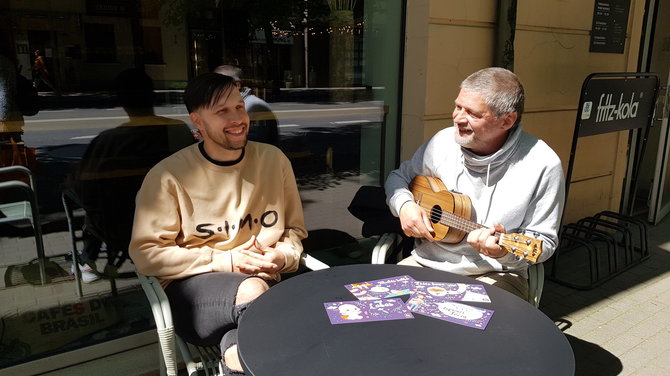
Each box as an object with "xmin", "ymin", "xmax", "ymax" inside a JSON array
[{"xmin": 540, "ymin": 215, "xmax": 670, "ymax": 375}]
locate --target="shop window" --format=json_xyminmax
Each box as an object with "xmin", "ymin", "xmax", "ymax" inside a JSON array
[{"xmin": 0, "ymin": 0, "xmax": 404, "ymax": 372}]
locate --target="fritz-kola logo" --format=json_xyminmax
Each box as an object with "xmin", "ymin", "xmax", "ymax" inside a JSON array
[{"xmin": 582, "ymin": 92, "xmax": 642, "ymax": 122}]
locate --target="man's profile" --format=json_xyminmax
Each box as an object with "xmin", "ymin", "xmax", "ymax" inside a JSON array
[{"xmin": 385, "ymin": 67, "xmax": 564, "ymax": 301}]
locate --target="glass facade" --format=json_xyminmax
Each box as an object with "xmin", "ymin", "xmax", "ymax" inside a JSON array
[{"xmin": 0, "ymin": 0, "xmax": 404, "ymax": 369}]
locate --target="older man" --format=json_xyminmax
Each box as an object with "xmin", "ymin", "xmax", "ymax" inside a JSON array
[{"xmin": 385, "ymin": 67, "xmax": 564, "ymax": 301}]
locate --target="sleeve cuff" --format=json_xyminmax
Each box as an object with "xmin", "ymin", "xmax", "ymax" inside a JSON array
[{"xmin": 275, "ymin": 243, "xmax": 301, "ymax": 273}]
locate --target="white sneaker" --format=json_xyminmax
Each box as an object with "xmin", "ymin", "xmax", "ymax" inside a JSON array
[{"xmin": 71, "ymin": 263, "xmax": 101, "ymax": 283}]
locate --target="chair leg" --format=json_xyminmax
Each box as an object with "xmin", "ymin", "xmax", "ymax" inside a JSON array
[
  {"xmin": 62, "ymin": 192, "xmax": 84, "ymax": 297},
  {"xmin": 71, "ymin": 247, "xmax": 84, "ymax": 298},
  {"xmin": 30, "ymin": 215, "xmax": 47, "ymax": 285},
  {"xmin": 158, "ymin": 344, "xmax": 167, "ymax": 376}
]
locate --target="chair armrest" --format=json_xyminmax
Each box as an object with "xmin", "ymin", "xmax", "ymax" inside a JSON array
[
  {"xmin": 527, "ymin": 263, "xmax": 545, "ymax": 308},
  {"xmin": 300, "ymin": 253, "xmax": 329, "ymax": 270},
  {"xmin": 0, "ymin": 166, "xmax": 34, "ymax": 188},
  {"xmin": 0, "ymin": 180, "xmax": 33, "ymax": 199},
  {"xmin": 136, "ymin": 273, "xmax": 178, "ymax": 376},
  {"xmin": 0, "ymin": 165, "xmax": 32, "ymax": 176},
  {"xmin": 371, "ymin": 233, "xmax": 400, "ymax": 264}
]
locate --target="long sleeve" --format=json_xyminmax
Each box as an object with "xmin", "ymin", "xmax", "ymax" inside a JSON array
[
  {"xmin": 272, "ymin": 156, "xmax": 307, "ymax": 273},
  {"xmin": 517, "ymin": 153, "xmax": 565, "ymax": 263},
  {"xmin": 129, "ymin": 168, "xmax": 234, "ymax": 280},
  {"xmin": 129, "ymin": 143, "xmax": 307, "ymax": 282},
  {"xmin": 385, "ymin": 140, "xmax": 431, "ymax": 217}
]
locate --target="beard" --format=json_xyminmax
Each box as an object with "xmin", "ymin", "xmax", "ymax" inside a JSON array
[
  {"xmin": 215, "ymin": 136, "xmax": 247, "ymax": 151},
  {"xmin": 203, "ymin": 121, "xmax": 249, "ymax": 151},
  {"xmin": 454, "ymin": 126, "xmax": 475, "ymax": 147}
]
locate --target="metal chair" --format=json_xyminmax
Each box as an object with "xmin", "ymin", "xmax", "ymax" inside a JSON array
[
  {"xmin": 138, "ymin": 253, "xmax": 329, "ymax": 376},
  {"xmin": 61, "ymin": 189, "xmax": 123, "ymax": 297},
  {"xmin": 0, "ymin": 165, "xmax": 47, "ymax": 284},
  {"xmin": 527, "ymin": 263, "xmax": 544, "ymax": 308}
]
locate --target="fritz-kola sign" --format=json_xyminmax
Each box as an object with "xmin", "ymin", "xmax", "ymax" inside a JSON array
[
  {"xmin": 578, "ymin": 74, "xmax": 658, "ymax": 137},
  {"xmin": 594, "ymin": 92, "xmax": 639, "ymax": 122}
]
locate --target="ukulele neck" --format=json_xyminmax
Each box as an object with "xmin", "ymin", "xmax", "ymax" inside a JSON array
[{"xmin": 438, "ymin": 209, "xmax": 484, "ymax": 234}]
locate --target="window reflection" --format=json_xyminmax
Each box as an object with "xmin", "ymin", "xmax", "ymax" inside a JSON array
[{"xmin": 0, "ymin": 0, "xmax": 402, "ymax": 369}]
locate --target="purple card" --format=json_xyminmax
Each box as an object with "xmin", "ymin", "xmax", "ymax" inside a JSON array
[
  {"xmin": 412, "ymin": 281, "xmax": 491, "ymax": 303},
  {"xmin": 324, "ymin": 298, "xmax": 415, "ymax": 324},
  {"xmin": 345, "ymin": 275, "xmax": 416, "ymax": 300},
  {"xmin": 406, "ymin": 298, "xmax": 494, "ymax": 330}
]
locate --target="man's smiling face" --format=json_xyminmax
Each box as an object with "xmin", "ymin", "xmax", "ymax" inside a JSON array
[
  {"xmin": 190, "ymin": 87, "xmax": 250, "ymax": 161},
  {"xmin": 452, "ymin": 89, "xmax": 517, "ymax": 156}
]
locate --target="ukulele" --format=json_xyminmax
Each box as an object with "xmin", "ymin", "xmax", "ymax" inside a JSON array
[{"xmin": 408, "ymin": 175, "xmax": 543, "ymax": 262}]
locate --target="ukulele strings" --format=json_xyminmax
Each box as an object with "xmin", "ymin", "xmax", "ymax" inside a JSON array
[
  {"xmin": 417, "ymin": 202, "xmax": 511, "ymax": 241},
  {"xmin": 415, "ymin": 198, "xmax": 539, "ymax": 260},
  {"xmin": 416, "ymin": 202, "xmax": 483, "ymax": 233}
]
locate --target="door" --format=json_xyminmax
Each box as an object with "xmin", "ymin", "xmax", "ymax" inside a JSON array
[
  {"xmin": 649, "ymin": 70, "xmax": 670, "ymax": 224},
  {"xmin": 630, "ymin": 0, "xmax": 670, "ymax": 223}
]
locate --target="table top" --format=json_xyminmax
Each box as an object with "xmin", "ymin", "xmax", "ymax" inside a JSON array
[{"xmin": 238, "ymin": 264, "xmax": 575, "ymax": 376}]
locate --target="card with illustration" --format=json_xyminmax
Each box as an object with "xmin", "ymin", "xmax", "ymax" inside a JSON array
[
  {"xmin": 324, "ymin": 298, "xmax": 415, "ymax": 324},
  {"xmin": 412, "ymin": 280, "xmax": 491, "ymax": 303},
  {"xmin": 406, "ymin": 297, "xmax": 493, "ymax": 330},
  {"xmin": 345, "ymin": 275, "xmax": 416, "ymax": 300}
]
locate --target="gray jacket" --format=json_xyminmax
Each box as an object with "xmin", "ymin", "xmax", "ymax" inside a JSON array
[{"xmin": 385, "ymin": 125, "xmax": 565, "ymax": 277}]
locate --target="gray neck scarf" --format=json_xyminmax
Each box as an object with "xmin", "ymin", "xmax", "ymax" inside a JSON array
[{"xmin": 461, "ymin": 123, "xmax": 523, "ymax": 175}]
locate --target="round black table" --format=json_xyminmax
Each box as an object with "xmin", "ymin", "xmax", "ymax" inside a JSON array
[{"xmin": 238, "ymin": 264, "xmax": 575, "ymax": 376}]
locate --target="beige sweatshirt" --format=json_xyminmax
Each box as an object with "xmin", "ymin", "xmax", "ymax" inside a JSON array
[{"xmin": 129, "ymin": 142, "xmax": 307, "ymax": 286}]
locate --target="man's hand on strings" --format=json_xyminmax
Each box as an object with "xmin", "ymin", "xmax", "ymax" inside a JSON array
[
  {"xmin": 399, "ymin": 201, "xmax": 435, "ymax": 241},
  {"xmin": 468, "ymin": 222, "xmax": 507, "ymax": 258}
]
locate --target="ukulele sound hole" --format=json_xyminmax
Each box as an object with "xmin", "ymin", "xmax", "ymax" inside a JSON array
[{"xmin": 429, "ymin": 205, "xmax": 442, "ymax": 224}]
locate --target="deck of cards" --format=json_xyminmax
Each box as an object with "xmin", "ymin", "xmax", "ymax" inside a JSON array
[{"xmin": 324, "ymin": 275, "xmax": 494, "ymax": 330}]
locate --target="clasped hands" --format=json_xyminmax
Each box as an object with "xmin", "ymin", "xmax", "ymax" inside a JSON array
[
  {"xmin": 399, "ymin": 201, "xmax": 507, "ymax": 258},
  {"xmin": 229, "ymin": 235, "xmax": 285, "ymax": 280}
]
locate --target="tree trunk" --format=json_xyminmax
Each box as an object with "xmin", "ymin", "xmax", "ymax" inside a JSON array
[{"xmin": 329, "ymin": 10, "xmax": 354, "ymax": 101}]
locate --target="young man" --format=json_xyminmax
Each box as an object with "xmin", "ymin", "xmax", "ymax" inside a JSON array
[
  {"xmin": 385, "ymin": 67, "xmax": 564, "ymax": 301},
  {"xmin": 213, "ymin": 64, "xmax": 279, "ymax": 146},
  {"xmin": 130, "ymin": 73, "xmax": 306, "ymax": 375}
]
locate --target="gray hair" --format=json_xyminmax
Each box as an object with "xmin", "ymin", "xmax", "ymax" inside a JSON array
[
  {"xmin": 214, "ymin": 65, "xmax": 243, "ymax": 82},
  {"xmin": 460, "ymin": 67, "xmax": 524, "ymax": 125}
]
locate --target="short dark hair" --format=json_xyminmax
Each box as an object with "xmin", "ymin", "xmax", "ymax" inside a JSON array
[{"xmin": 183, "ymin": 73, "xmax": 237, "ymax": 113}]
